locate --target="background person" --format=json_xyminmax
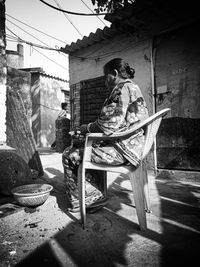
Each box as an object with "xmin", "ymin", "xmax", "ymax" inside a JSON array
[
  {"xmin": 51, "ymin": 102, "xmax": 70, "ymax": 149},
  {"xmin": 57, "ymin": 102, "xmax": 70, "ymax": 119}
]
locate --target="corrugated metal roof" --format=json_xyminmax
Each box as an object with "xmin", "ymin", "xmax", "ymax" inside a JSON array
[{"xmin": 61, "ymin": 26, "xmax": 119, "ymax": 54}]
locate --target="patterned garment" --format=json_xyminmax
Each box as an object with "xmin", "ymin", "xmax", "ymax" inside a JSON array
[
  {"xmin": 91, "ymin": 79, "xmax": 149, "ymax": 166},
  {"xmin": 62, "ymin": 137, "xmax": 126, "ymax": 211},
  {"xmin": 62, "ymin": 79, "xmax": 148, "ymax": 211}
]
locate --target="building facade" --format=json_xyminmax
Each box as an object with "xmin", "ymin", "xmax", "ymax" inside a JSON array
[{"xmin": 62, "ymin": 0, "xmax": 200, "ymax": 176}]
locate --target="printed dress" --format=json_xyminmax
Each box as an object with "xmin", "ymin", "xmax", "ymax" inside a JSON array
[{"xmin": 62, "ymin": 79, "xmax": 149, "ymax": 211}]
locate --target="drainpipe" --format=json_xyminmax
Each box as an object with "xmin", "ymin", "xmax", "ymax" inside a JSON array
[{"xmin": 150, "ymin": 38, "xmax": 158, "ymax": 175}]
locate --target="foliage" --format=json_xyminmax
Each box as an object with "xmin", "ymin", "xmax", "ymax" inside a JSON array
[{"xmin": 91, "ymin": 0, "xmax": 135, "ymax": 13}]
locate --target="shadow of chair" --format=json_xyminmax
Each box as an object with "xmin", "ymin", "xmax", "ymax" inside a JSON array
[{"xmin": 78, "ymin": 108, "xmax": 170, "ymax": 231}]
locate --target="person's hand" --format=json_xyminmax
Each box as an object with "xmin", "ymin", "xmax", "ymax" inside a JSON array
[{"xmin": 79, "ymin": 124, "xmax": 88, "ymax": 134}]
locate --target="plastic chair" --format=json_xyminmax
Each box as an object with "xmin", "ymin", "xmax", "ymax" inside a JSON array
[{"xmin": 77, "ymin": 108, "xmax": 170, "ymax": 231}]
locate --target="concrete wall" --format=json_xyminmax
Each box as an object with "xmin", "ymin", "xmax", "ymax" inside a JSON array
[
  {"xmin": 6, "ymin": 44, "xmax": 24, "ymax": 69},
  {"xmin": 0, "ymin": 0, "xmax": 6, "ymax": 144},
  {"xmin": 31, "ymin": 73, "xmax": 69, "ymax": 147}
]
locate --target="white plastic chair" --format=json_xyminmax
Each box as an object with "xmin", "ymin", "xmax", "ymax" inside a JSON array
[{"xmin": 78, "ymin": 108, "xmax": 170, "ymax": 231}]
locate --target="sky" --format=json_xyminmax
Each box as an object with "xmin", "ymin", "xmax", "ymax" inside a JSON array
[{"xmin": 5, "ymin": 0, "xmax": 110, "ymax": 80}]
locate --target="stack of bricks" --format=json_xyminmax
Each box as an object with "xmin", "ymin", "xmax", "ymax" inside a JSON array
[{"xmin": 80, "ymin": 76, "xmax": 108, "ymax": 125}]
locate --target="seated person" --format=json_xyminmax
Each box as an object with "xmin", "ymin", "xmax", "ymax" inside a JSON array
[{"xmin": 62, "ymin": 58, "xmax": 149, "ymax": 212}]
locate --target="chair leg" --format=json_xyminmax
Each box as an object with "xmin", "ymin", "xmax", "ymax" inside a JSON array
[
  {"xmin": 102, "ymin": 171, "xmax": 107, "ymax": 198},
  {"xmin": 141, "ymin": 161, "xmax": 151, "ymax": 213},
  {"xmin": 129, "ymin": 165, "xmax": 147, "ymax": 231},
  {"xmin": 77, "ymin": 163, "xmax": 86, "ymax": 229}
]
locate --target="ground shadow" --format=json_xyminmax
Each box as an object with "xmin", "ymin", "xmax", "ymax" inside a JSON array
[
  {"xmin": 14, "ymin": 169, "xmax": 148, "ymax": 266},
  {"xmin": 10, "ymin": 162, "xmax": 200, "ymax": 266},
  {"xmin": 155, "ymin": 178, "xmax": 200, "ymax": 266}
]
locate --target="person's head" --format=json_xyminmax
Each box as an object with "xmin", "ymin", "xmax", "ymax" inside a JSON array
[
  {"xmin": 61, "ymin": 102, "xmax": 68, "ymax": 110},
  {"xmin": 103, "ymin": 58, "xmax": 135, "ymax": 88}
]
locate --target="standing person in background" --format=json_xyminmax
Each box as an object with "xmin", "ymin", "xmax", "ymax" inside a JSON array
[
  {"xmin": 62, "ymin": 58, "xmax": 149, "ymax": 212},
  {"xmin": 57, "ymin": 102, "xmax": 70, "ymax": 120},
  {"xmin": 51, "ymin": 102, "xmax": 70, "ymax": 149}
]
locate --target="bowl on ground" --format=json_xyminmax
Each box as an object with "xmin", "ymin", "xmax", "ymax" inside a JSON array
[{"xmin": 11, "ymin": 183, "xmax": 53, "ymax": 207}]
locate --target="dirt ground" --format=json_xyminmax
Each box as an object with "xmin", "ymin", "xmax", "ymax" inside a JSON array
[{"xmin": 0, "ymin": 148, "xmax": 200, "ymax": 267}]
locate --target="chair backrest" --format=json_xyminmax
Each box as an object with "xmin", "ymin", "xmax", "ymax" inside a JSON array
[
  {"xmin": 83, "ymin": 108, "xmax": 170, "ymax": 165},
  {"xmin": 141, "ymin": 108, "xmax": 170, "ymax": 159}
]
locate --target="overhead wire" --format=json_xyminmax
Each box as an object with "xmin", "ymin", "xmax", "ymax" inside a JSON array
[
  {"xmin": 6, "ymin": 23, "xmax": 137, "ymax": 62},
  {"xmin": 5, "ymin": 6, "xmax": 139, "ymax": 63},
  {"xmin": 53, "ymin": 0, "xmax": 83, "ymax": 38},
  {"xmin": 6, "ymin": 13, "xmax": 67, "ymax": 45},
  {"xmin": 32, "ymin": 47, "xmax": 68, "ymax": 70},
  {"xmin": 7, "ymin": 18, "xmax": 54, "ymax": 48},
  {"xmin": 6, "ymin": 26, "xmax": 68, "ymax": 71},
  {"xmin": 79, "ymin": 0, "xmax": 107, "ymax": 26},
  {"xmin": 6, "ymin": 18, "xmax": 69, "ymax": 59},
  {"xmin": 6, "ymin": 27, "xmax": 61, "ymax": 51},
  {"xmin": 39, "ymin": 0, "xmax": 110, "ymax": 16}
]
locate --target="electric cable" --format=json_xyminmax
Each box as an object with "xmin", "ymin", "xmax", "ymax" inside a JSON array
[
  {"xmin": 6, "ymin": 24, "xmax": 138, "ymax": 62},
  {"xmin": 6, "ymin": 13, "xmax": 67, "ymax": 44},
  {"xmin": 6, "ymin": 26, "xmax": 68, "ymax": 71},
  {"xmin": 6, "ymin": 14, "xmax": 142, "ymax": 62},
  {"xmin": 6, "ymin": 27, "xmax": 60, "ymax": 51},
  {"xmin": 7, "ymin": 18, "xmax": 53, "ymax": 48},
  {"xmin": 53, "ymin": 0, "xmax": 83, "ymax": 38},
  {"xmin": 32, "ymin": 47, "xmax": 68, "ymax": 70},
  {"xmin": 6, "ymin": 19, "xmax": 69, "ymax": 59},
  {"xmin": 39, "ymin": 0, "xmax": 110, "ymax": 16},
  {"xmin": 79, "ymin": 0, "xmax": 107, "ymax": 26}
]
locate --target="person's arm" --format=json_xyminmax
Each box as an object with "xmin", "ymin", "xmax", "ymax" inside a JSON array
[
  {"xmin": 57, "ymin": 110, "xmax": 67, "ymax": 118},
  {"xmin": 79, "ymin": 121, "xmax": 103, "ymax": 135}
]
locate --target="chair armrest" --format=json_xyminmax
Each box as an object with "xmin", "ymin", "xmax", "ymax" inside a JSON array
[{"xmin": 86, "ymin": 108, "xmax": 170, "ymax": 141}]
